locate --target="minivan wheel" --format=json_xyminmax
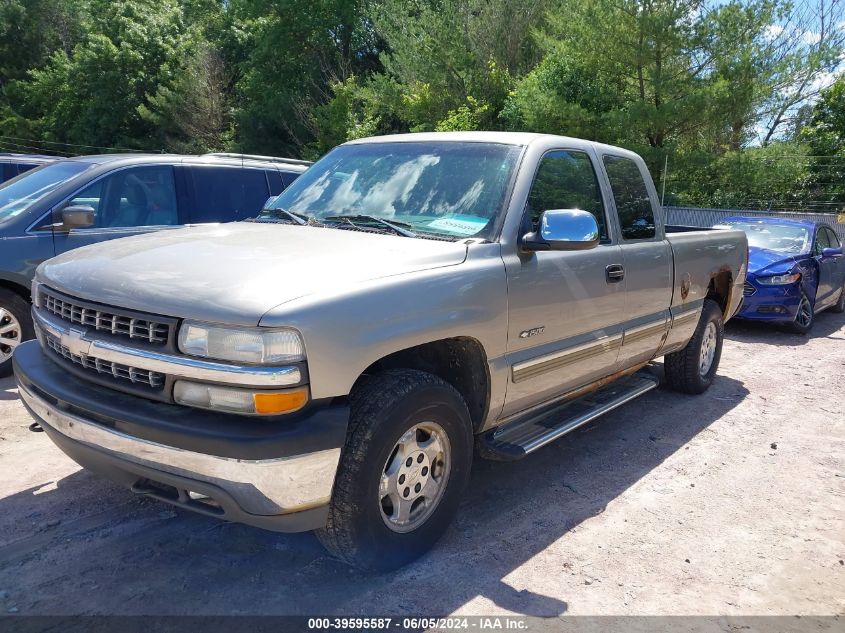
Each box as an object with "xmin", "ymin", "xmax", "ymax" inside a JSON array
[
  {"xmin": 0, "ymin": 289, "xmax": 33, "ymax": 377},
  {"xmin": 663, "ymin": 299, "xmax": 724, "ymax": 395},
  {"xmin": 316, "ymin": 369, "xmax": 473, "ymax": 572}
]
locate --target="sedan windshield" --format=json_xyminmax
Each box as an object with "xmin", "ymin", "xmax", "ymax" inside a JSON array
[
  {"xmin": 258, "ymin": 141, "xmax": 523, "ymax": 240},
  {"xmin": 723, "ymin": 221, "xmax": 810, "ymax": 254},
  {"xmin": 0, "ymin": 161, "xmax": 90, "ymax": 224}
]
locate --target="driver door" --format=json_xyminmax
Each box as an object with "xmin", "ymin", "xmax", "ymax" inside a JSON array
[
  {"xmin": 52, "ymin": 165, "xmax": 186, "ymax": 255},
  {"xmin": 502, "ymin": 149, "xmax": 626, "ymax": 418}
]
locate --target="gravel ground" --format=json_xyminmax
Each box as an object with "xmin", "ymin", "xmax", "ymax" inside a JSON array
[{"xmin": 0, "ymin": 311, "xmax": 843, "ymax": 617}]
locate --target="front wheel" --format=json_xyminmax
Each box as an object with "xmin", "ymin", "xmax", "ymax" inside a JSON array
[
  {"xmin": 663, "ymin": 299, "xmax": 724, "ymax": 394},
  {"xmin": 316, "ymin": 369, "xmax": 473, "ymax": 572},
  {"xmin": 788, "ymin": 291, "xmax": 814, "ymax": 334},
  {"xmin": 0, "ymin": 289, "xmax": 34, "ymax": 378}
]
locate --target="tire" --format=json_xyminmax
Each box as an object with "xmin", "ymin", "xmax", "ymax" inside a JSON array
[
  {"xmin": 316, "ymin": 369, "xmax": 473, "ymax": 572},
  {"xmin": 788, "ymin": 290, "xmax": 814, "ymax": 334},
  {"xmin": 0, "ymin": 288, "xmax": 34, "ymax": 378},
  {"xmin": 663, "ymin": 299, "xmax": 724, "ymax": 395},
  {"xmin": 831, "ymin": 282, "xmax": 845, "ymax": 314}
]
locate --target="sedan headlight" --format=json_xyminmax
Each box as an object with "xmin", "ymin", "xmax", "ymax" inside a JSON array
[
  {"xmin": 757, "ymin": 272, "xmax": 801, "ymax": 285},
  {"xmin": 178, "ymin": 321, "xmax": 305, "ymax": 364}
]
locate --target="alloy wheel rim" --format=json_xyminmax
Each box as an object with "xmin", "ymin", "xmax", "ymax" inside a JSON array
[
  {"xmin": 796, "ymin": 296, "xmax": 813, "ymax": 328},
  {"xmin": 699, "ymin": 321, "xmax": 717, "ymax": 377},
  {"xmin": 0, "ymin": 308, "xmax": 21, "ymax": 363},
  {"xmin": 379, "ymin": 421, "xmax": 451, "ymax": 533}
]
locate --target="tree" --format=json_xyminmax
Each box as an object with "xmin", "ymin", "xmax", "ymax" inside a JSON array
[
  {"xmin": 140, "ymin": 44, "xmax": 235, "ymax": 153},
  {"xmin": 13, "ymin": 0, "xmax": 192, "ymax": 149},
  {"xmin": 231, "ymin": 0, "xmax": 383, "ymax": 156}
]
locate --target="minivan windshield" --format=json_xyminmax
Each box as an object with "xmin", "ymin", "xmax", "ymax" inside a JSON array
[
  {"xmin": 0, "ymin": 161, "xmax": 90, "ymax": 225},
  {"xmin": 722, "ymin": 221, "xmax": 810, "ymax": 254},
  {"xmin": 258, "ymin": 141, "xmax": 523, "ymax": 240}
]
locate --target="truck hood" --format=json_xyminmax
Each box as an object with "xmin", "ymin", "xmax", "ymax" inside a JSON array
[
  {"xmin": 747, "ymin": 246, "xmax": 804, "ymax": 276},
  {"xmin": 37, "ymin": 223, "xmax": 469, "ymax": 326}
]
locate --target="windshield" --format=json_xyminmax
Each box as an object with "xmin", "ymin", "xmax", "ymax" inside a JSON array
[
  {"xmin": 723, "ymin": 221, "xmax": 810, "ymax": 254},
  {"xmin": 258, "ymin": 141, "xmax": 523, "ymax": 240},
  {"xmin": 0, "ymin": 161, "xmax": 90, "ymax": 224}
]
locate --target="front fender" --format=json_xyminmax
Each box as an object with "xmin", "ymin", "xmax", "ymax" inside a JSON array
[{"xmin": 259, "ymin": 245, "xmax": 508, "ymax": 400}]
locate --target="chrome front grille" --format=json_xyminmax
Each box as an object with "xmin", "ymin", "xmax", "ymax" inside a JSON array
[
  {"xmin": 44, "ymin": 331, "xmax": 165, "ymax": 389},
  {"xmin": 743, "ymin": 282, "xmax": 757, "ymax": 297},
  {"xmin": 41, "ymin": 287, "xmax": 171, "ymax": 345}
]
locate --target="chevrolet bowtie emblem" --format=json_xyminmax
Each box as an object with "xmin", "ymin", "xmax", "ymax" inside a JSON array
[{"xmin": 62, "ymin": 328, "xmax": 92, "ymax": 357}]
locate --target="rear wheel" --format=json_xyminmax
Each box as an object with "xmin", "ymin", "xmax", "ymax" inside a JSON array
[
  {"xmin": 663, "ymin": 299, "xmax": 724, "ymax": 395},
  {"xmin": 316, "ymin": 369, "xmax": 473, "ymax": 571},
  {"xmin": 788, "ymin": 291, "xmax": 814, "ymax": 334},
  {"xmin": 831, "ymin": 282, "xmax": 845, "ymax": 313},
  {"xmin": 0, "ymin": 289, "xmax": 33, "ymax": 377}
]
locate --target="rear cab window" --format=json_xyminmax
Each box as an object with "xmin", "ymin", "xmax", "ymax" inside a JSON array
[{"xmin": 602, "ymin": 155, "xmax": 657, "ymax": 240}]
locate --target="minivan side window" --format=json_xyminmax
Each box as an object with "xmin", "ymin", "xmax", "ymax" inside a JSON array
[
  {"xmin": 602, "ymin": 155, "xmax": 656, "ymax": 240},
  {"xmin": 526, "ymin": 150, "xmax": 608, "ymax": 241},
  {"xmin": 66, "ymin": 166, "xmax": 178, "ymax": 228},
  {"xmin": 190, "ymin": 167, "xmax": 271, "ymax": 222}
]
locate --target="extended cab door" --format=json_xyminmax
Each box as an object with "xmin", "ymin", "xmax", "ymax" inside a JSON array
[
  {"xmin": 502, "ymin": 149, "xmax": 626, "ymax": 418},
  {"xmin": 600, "ymin": 154, "xmax": 673, "ymax": 368},
  {"xmin": 52, "ymin": 164, "xmax": 186, "ymax": 255}
]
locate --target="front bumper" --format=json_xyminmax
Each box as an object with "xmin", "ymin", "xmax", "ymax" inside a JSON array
[
  {"xmin": 736, "ymin": 279, "xmax": 802, "ymax": 322},
  {"xmin": 14, "ymin": 340, "xmax": 348, "ymax": 532}
]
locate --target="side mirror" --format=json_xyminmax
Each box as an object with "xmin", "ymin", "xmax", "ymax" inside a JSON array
[
  {"xmin": 822, "ymin": 247, "xmax": 843, "ymax": 258},
  {"xmin": 60, "ymin": 205, "xmax": 95, "ymax": 231},
  {"xmin": 521, "ymin": 209, "xmax": 600, "ymax": 253}
]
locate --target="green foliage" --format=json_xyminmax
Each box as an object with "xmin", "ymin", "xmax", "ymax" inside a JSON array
[
  {"xmin": 0, "ymin": 0, "xmax": 843, "ymax": 212},
  {"xmin": 4, "ymin": 0, "xmax": 191, "ymax": 149}
]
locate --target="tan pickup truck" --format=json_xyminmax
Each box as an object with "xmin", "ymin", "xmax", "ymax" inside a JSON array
[{"xmin": 14, "ymin": 132, "xmax": 747, "ymax": 570}]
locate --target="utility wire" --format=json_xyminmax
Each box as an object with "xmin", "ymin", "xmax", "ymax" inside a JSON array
[{"xmin": 0, "ymin": 134, "xmax": 147, "ymax": 154}]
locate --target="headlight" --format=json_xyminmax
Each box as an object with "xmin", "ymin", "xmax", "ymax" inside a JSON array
[
  {"xmin": 757, "ymin": 272, "xmax": 801, "ymax": 285},
  {"xmin": 174, "ymin": 381, "xmax": 309, "ymax": 415},
  {"xmin": 178, "ymin": 321, "xmax": 304, "ymax": 364}
]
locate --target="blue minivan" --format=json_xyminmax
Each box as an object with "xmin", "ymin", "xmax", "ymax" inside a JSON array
[{"xmin": 0, "ymin": 152, "xmax": 309, "ymax": 375}]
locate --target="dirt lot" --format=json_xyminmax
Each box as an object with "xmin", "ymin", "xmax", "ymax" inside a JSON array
[{"xmin": 0, "ymin": 312, "xmax": 843, "ymax": 617}]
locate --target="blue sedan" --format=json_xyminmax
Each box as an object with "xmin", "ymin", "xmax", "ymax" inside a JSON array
[{"xmin": 720, "ymin": 216, "xmax": 845, "ymax": 333}]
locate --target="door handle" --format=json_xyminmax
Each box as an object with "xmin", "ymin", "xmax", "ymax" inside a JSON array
[{"xmin": 606, "ymin": 264, "xmax": 625, "ymax": 283}]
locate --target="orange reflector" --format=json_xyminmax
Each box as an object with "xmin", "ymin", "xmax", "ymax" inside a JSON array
[{"xmin": 253, "ymin": 388, "xmax": 309, "ymax": 415}]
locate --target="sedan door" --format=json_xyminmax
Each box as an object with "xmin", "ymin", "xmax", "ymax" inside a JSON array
[
  {"xmin": 815, "ymin": 226, "xmax": 845, "ymax": 308},
  {"xmin": 52, "ymin": 164, "xmax": 186, "ymax": 255}
]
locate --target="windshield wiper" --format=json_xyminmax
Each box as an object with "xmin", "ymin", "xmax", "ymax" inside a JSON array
[
  {"xmin": 324, "ymin": 214, "xmax": 417, "ymax": 238},
  {"xmin": 255, "ymin": 207, "xmax": 312, "ymax": 225}
]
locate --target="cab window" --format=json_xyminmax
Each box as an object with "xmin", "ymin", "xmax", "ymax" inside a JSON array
[
  {"xmin": 526, "ymin": 150, "xmax": 608, "ymax": 241},
  {"xmin": 603, "ymin": 155, "xmax": 656, "ymax": 240}
]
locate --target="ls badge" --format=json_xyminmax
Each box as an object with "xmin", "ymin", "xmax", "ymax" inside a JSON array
[{"xmin": 519, "ymin": 326, "xmax": 545, "ymax": 339}]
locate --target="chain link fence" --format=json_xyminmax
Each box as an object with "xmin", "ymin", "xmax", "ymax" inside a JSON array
[{"xmin": 665, "ymin": 206, "xmax": 845, "ymax": 242}]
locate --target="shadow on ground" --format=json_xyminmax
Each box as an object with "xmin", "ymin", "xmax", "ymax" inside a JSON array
[
  {"xmin": 0, "ymin": 375, "xmax": 18, "ymax": 401},
  {"xmin": 0, "ymin": 368, "xmax": 749, "ymax": 616},
  {"xmin": 726, "ymin": 309, "xmax": 845, "ymax": 347}
]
